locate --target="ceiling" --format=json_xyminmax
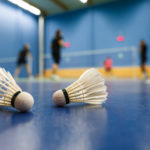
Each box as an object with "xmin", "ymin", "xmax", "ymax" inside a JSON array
[{"xmin": 24, "ymin": 0, "xmax": 116, "ymax": 16}]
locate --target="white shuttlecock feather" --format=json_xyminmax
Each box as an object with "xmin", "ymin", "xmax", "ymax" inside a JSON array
[
  {"xmin": 52, "ymin": 68, "xmax": 107, "ymax": 106},
  {"xmin": 0, "ymin": 68, "xmax": 34, "ymax": 112}
]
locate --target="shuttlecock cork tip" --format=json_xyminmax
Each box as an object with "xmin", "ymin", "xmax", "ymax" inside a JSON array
[
  {"xmin": 52, "ymin": 90, "xmax": 67, "ymax": 106},
  {"xmin": 13, "ymin": 91, "xmax": 34, "ymax": 112}
]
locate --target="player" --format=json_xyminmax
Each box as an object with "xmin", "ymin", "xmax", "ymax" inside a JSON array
[
  {"xmin": 51, "ymin": 29, "xmax": 64, "ymax": 80},
  {"xmin": 14, "ymin": 44, "xmax": 32, "ymax": 78},
  {"xmin": 139, "ymin": 40, "xmax": 148, "ymax": 79},
  {"xmin": 103, "ymin": 57, "xmax": 113, "ymax": 78}
]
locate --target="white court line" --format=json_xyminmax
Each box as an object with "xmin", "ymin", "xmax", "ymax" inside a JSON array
[{"xmin": 146, "ymin": 79, "xmax": 150, "ymax": 84}]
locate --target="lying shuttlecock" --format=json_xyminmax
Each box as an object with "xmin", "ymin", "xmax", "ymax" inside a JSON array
[
  {"xmin": 52, "ymin": 68, "xmax": 107, "ymax": 106},
  {"xmin": 0, "ymin": 68, "xmax": 34, "ymax": 112}
]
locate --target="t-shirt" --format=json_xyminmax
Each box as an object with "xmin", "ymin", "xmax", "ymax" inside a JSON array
[
  {"xmin": 18, "ymin": 48, "xmax": 29, "ymax": 61},
  {"xmin": 51, "ymin": 36, "xmax": 62, "ymax": 53},
  {"xmin": 141, "ymin": 44, "xmax": 147, "ymax": 58},
  {"xmin": 104, "ymin": 58, "xmax": 113, "ymax": 69}
]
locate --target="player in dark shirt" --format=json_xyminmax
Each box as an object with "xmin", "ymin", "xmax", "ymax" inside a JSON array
[
  {"xmin": 14, "ymin": 44, "xmax": 32, "ymax": 78},
  {"xmin": 51, "ymin": 30, "xmax": 64, "ymax": 79},
  {"xmin": 139, "ymin": 40, "xmax": 148, "ymax": 79}
]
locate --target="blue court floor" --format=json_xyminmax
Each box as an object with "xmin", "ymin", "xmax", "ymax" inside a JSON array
[{"xmin": 0, "ymin": 79, "xmax": 150, "ymax": 150}]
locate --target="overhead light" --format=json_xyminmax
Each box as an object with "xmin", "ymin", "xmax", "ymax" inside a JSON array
[
  {"xmin": 8, "ymin": 0, "xmax": 41, "ymax": 15},
  {"xmin": 80, "ymin": 0, "xmax": 88, "ymax": 4}
]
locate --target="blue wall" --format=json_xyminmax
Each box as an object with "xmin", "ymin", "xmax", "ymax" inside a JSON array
[
  {"xmin": 45, "ymin": 0, "xmax": 150, "ymax": 69},
  {"xmin": 0, "ymin": 0, "xmax": 38, "ymax": 77}
]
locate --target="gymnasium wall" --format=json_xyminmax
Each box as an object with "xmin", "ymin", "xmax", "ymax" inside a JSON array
[
  {"xmin": 45, "ymin": 0, "xmax": 150, "ymax": 77},
  {"xmin": 0, "ymin": 0, "xmax": 38, "ymax": 77}
]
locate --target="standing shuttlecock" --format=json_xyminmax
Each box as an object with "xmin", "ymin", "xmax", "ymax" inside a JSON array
[
  {"xmin": 52, "ymin": 68, "xmax": 107, "ymax": 106},
  {"xmin": 0, "ymin": 68, "xmax": 34, "ymax": 112}
]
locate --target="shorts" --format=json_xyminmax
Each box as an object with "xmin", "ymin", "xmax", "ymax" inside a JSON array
[
  {"xmin": 105, "ymin": 67, "xmax": 112, "ymax": 72},
  {"xmin": 141, "ymin": 56, "xmax": 147, "ymax": 65},
  {"xmin": 52, "ymin": 52, "xmax": 60, "ymax": 64},
  {"xmin": 17, "ymin": 59, "xmax": 27, "ymax": 66}
]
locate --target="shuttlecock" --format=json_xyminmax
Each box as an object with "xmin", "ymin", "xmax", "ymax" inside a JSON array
[
  {"xmin": 52, "ymin": 68, "xmax": 107, "ymax": 106},
  {"xmin": 0, "ymin": 68, "xmax": 34, "ymax": 112}
]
